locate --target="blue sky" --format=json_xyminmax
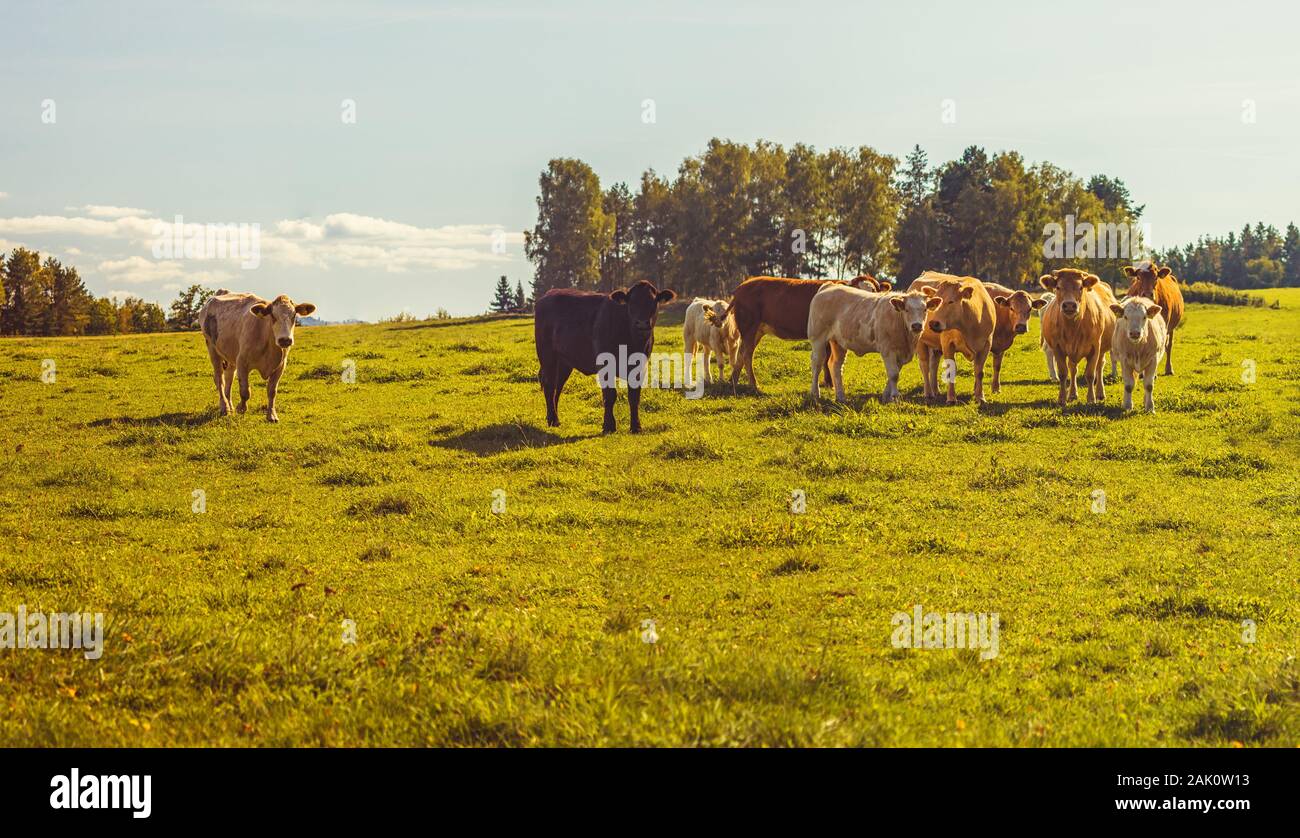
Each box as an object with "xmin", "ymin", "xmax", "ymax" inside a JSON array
[{"xmin": 2, "ymin": 0, "xmax": 1297, "ymax": 319}]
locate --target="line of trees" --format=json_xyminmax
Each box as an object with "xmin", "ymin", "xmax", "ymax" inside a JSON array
[
  {"xmin": 0, "ymin": 247, "xmax": 219, "ymax": 336},
  {"xmin": 1156, "ymin": 222, "xmax": 1300, "ymax": 289},
  {"xmin": 525, "ymin": 139, "xmax": 1300, "ymax": 300}
]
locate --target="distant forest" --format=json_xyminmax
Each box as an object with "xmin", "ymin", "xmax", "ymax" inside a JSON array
[{"xmin": 522, "ymin": 139, "xmax": 1300, "ymax": 302}]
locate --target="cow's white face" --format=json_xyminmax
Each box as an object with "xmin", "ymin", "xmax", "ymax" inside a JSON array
[
  {"xmin": 889, "ymin": 291, "xmax": 931, "ymax": 334},
  {"xmin": 1111, "ymin": 297, "xmax": 1161, "ymax": 342},
  {"xmin": 251, "ymin": 296, "xmax": 316, "ymax": 349}
]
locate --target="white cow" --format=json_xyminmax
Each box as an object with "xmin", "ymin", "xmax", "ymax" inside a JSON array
[
  {"xmin": 1109, "ymin": 295, "xmax": 1168, "ymax": 412},
  {"xmin": 682, "ymin": 298, "xmax": 739, "ymax": 387},
  {"xmin": 807, "ymin": 285, "xmax": 931, "ymax": 403}
]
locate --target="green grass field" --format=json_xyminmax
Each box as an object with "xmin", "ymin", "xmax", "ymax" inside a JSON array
[{"xmin": 1, "ymin": 289, "xmax": 1297, "ymax": 746}]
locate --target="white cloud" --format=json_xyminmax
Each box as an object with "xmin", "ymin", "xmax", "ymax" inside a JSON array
[
  {"xmin": 0, "ymin": 209, "xmax": 521, "ymax": 276},
  {"xmin": 66, "ymin": 204, "xmax": 151, "ymax": 218}
]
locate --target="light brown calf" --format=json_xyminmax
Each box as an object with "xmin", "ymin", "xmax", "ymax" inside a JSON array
[
  {"xmin": 806, "ymin": 285, "xmax": 931, "ymax": 403},
  {"xmin": 198, "ymin": 291, "xmax": 316, "ymax": 422},
  {"xmin": 1039, "ymin": 269, "xmax": 1116, "ymax": 406},
  {"xmin": 913, "ymin": 279, "xmax": 1046, "ymax": 395},
  {"xmin": 907, "ymin": 273, "xmax": 997, "ymax": 405}
]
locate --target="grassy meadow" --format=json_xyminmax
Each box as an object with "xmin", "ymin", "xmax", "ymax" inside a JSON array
[{"xmin": 0, "ymin": 288, "xmax": 1297, "ymax": 747}]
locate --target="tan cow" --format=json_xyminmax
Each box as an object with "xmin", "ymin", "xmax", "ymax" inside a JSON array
[
  {"xmin": 807, "ymin": 285, "xmax": 931, "ymax": 403},
  {"xmin": 1109, "ymin": 295, "xmax": 1168, "ymax": 412},
  {"xmin": 1122, "ymin": 260, "xmax": 1184, "ymax": 376},
  {"xmin": 198, "ymin": 290, "xmax": 316, "ymax": 422},
  {"xmin": 912, "ymin": 278, "xmax": 1046, "ymax": 395},
  {"xmin": 906, "ymin": 272, "xmax": 997, "ymax": 405},
  {"xmin": 1039, "ymin": 269, "xmax": 1116, "ymax": 406},
  {"xmin": 682, "ymin": 297, "xmax": 739, "ymax": 387}
]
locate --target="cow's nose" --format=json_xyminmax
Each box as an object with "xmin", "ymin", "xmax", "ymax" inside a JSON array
[
  {"xmin": 1130, "ymin": 330, "xmax": 1141, "ymax": 340},
  {"xmin": 929, "ymin": 322, "xmax": 943, "ymax": 332},
  {"xmin": 1015, "ymin": 324, "xmax": 1027, "ymax": 334},
  {"xmin": 911, "ymin": 323, "xmax": 923, "ymax": 333},
  {"xmin": 278, "ymin": 338, "xmax": 293, "ymax": 348},
  {"xmin": 1062, "ymin": 304, "xmax": 1078, "ymax": 314}
]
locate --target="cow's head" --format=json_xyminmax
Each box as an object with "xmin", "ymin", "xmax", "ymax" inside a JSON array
[
  {"xmin": 849, "ymin": 274, "xmax": 891, "ymax": 292},
  {"xmin": 888, "ymin": 290, "xmax": 932, "ymax": 334},
  {"xmin": 250, "ymin": 295, "xmax": 316, "ymax": 348},
  {"xmin": 1038, "ymin": 269, "xmax": 1098, "ymax": 321},
  {"xmin": 994, "ymin": 290, "xmax": 1046, "ymax": 335},
  {"xmin": 922, "ymin": 280, "xmax": 973, "ymax": 332},
  {"xmin": 611, "ymin": 280, "xmax": 675, "ymax": 340},
  {"xmin": 1109, "ymin": 296, "xmax": 1162, "ymax": 342},
  {"xmin": 1123, "ymin": 260, "xmax": 1172, "ymax": 299}
]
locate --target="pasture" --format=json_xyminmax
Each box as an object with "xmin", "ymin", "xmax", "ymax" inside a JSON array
[{"xmin": 0, "ymin": 289, "xmax": 1297, "ymax": 746}]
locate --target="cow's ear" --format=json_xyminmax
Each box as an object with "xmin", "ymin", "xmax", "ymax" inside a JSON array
[
  {"xmin": 250, "ymin": 303, "xmax": 270, "ymax": 317},
  {"xmin": 1082, "ymin": 274, "xmax": 1099, "ymax": 289},
  {"xmin": 889, "ymin": 296, "xmax": 906, "ymax": 311},
  {"xmin": 610, "ymin": 290, "xmax": 627, "ymax": 303},
  {"xmin": 1146, "ymin": 303, "xmax": 1163, "ymax": 319},
  {"xmin": 925, "ymin": 297, "xmax": 942, "ymax": 310},
  {"xmin": 959, "ymin": 285, "xmax": 975, "ymax": 299},
  {"xmin": 1109, "ymin": 304, "xmax": 1125, "ymax": 317},
  {"xmin": 1122, "ymin": 266, "xmax": 1136, "ymax": 278},
  {"xmin": 655, "ymin": 289, "xmax": 676, "ymax": 304},
  {"xmin": 877, "ymin": 280, "xmax": 892, "ymax": 292},
  {"xmin": 294, "ymin": 303, "xmax": 316, "ymax": 317},
  {"xmin": 1031, "ymin": 297, "xmax": 1048, "ymax": 310},
  {"xmin": 1038, "ymin": 274, "xmax": 1057, "ymax": 290},
  {"xmin": 920, "ymin": 285, "xmax": 938, "ymax": 296},
  {"xmin": 1156, "ymin": 266, "xmax": 1172, "ymax": 279},
  {"xmin": 994, "ymin": 295, "xmax": 1010, "ymax": 307}
]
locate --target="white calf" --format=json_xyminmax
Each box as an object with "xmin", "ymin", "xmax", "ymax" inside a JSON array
[
  {"xmin": 807, "ymin": 285, "xmax": 930, "ymax": 403},
  {"xmin": 1109, "ymin": 296, "xmax": 1168, "ymax": 412},
  {"xmin": 683, "ymin": 298, "xmax": 738, "ymax": 387}
]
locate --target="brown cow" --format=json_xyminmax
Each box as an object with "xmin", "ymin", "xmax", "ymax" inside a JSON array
[
  {"xmin": 1123, "ymin": 260, "xmax": 1183, "ymax": 375},
  {"xmin": 705, "ymin": 274, "xmax": 889, "ymax": 393},
  {"xmin": 907, "ymin": 273, "xmax": 997, "ymax": 405},
  {"xmin": 1039, "ymin": 269, "xmax": 1117, "ymax": 406},
  {"xmin": 198, "ymin": 290, "xmax": 316, "ymax": 422},
  {"xmin": 912, "ymin": 278, "xmax": 1046, "ymax": 395}
]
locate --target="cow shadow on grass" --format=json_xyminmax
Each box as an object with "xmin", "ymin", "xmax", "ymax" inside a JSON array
[
  {"xmin": 87, "ymin": 408, "xmax": 221, "ymax": 429},
  {"xmin": 431, "ymin": 422, "xmax": 590, "ymax": 456}
]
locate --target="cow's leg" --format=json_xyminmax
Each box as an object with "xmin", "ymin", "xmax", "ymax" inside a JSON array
[
  {"xmin": 882, "ymin": 353, "xmax": 901, "ymax": 404},
  {"xmin": 1164, "ymin": 326, "xmax": 1175, "ymax": 376},
  {"xmin": 972, "ymin": 347, "xmax": 990, "ymax": 404},
  {"xmin": 265, "ymin": 369, "xmax": 282, "ymax": 422},
  {"xmin": 1121, "ymin": 359, "xmax": 1135, "ymax": 411},
  {"xmin": 208, "ymin": 348, "xmax": 230, "ymax": 415},
  {"xmin": 1143, "ymin": 364, "xmax": 1157, "ymax": 412},
  {"xmin": 991, "ymin": 350, "xmax": 1003, "ymax": 394},
  {"xmin": 942, "ymin": 351, "xmax": 958, "ymax": 405},
  {"xmin": 1056, "ymin": 351, "xmax": 1072, "ymax": 406},
  {"xmin": 830, "ymin": 341, "xmax": 848, "ymax": 403},
  {"xmin": 1082, "ymin": 348, "xmax": 1100, "ymax": 404},
  {"xmin": 730, "ymin": 334, "xmax": 752, "ymax": 392},
  {"xmin": 236, "ymin": 362, "xmax": 251, "ymax": 414},
  {"xmin": 628, "ymin": 383, "xmax": 643, "ymax": 433},
  {"xmin": 700, "ymin": 346, "xmax": 712, "ymax": 385},
  {"xmin": 550, "ymin": 364, "xmax": 572, "ymax": 426},
  {"xmin": 1043, "ymin": 342, "xmax": 1058, "ymax": 382},
  {"xmin": 919, "ymin": 345, "xmax": 935, "ymax": 402},
  {"xmin": 1094, "ymin": 342, "xmax": 1107, "ymax": 402},
  {"xmin": 745, "ymin": 334, "xmax": 762, "ymax": 391},
  {"xmin": 809, "ymin": 339, "xmax": 826, "ymax": 400},
  {"xmin": 601, "ymin": 385, "xmax": 617, "ymax": 433}
]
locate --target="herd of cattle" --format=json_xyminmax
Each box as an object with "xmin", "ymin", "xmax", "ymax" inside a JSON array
[
  {"xmin": 532, "ymin": 260, "xmax": 1184, "ymax": 432},
  {"xmin": 188, "ymin": 262, "xmax": 1184, "ymax": 431}
]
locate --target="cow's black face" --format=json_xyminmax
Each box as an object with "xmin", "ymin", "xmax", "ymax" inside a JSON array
[{"xmin": 612, "ymin": 281, "xmax": 675, "ymax": 343}]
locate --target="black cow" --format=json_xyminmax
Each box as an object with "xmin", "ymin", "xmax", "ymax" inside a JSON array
[{"xmin": 534, "ymin": 280, "xmax": 676, "ymax": 433}]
